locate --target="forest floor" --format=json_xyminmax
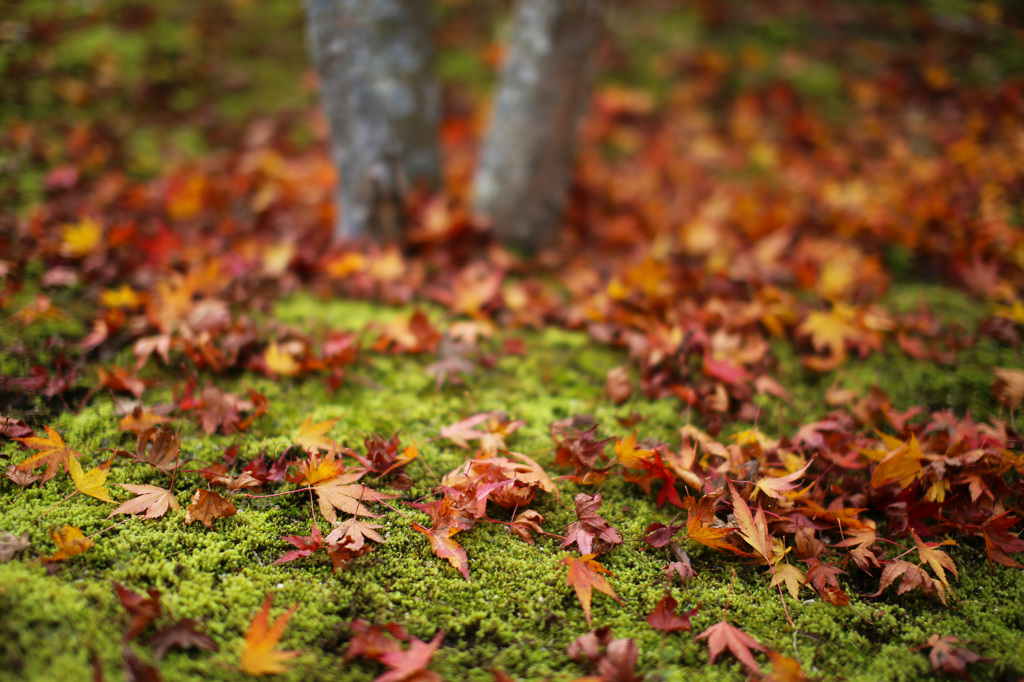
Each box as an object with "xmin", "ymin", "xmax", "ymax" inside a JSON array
[{"xmin": 2, "ymin": 1, "xmax": 1024, "ymax": 681}]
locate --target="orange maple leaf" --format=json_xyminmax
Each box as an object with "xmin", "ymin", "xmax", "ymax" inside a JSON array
[
  {"xmin": 562, "ymin": 554, "xmax": 622, "ymax": 626},
  {"xmin": 614, "ymin": 430, "xmax": 655, "ymax": 469},
  {"xmin": 14, "ymin": 425, "xmax": 75, "ymax": 483},
  {"xmin": 42, "ymin": 525, "xmax": 94, "ymax": 563},
  {"xmin": 109, "ymin": 484, "xmax": 180, "ymax": 520},
  {"xmin": 413, "ymin": 522, "xmax": 469, "ymax": 581},
  {"xmin": 240, "ymin": 594, "xmax": 301, "ymax": 676},
  {"xmin": 184, "ymin": 489, "xmax": 237, "ymax": 528},
  {"xmin": 295, "ymin": 416, "xmax": 340, "ymax": 454}
]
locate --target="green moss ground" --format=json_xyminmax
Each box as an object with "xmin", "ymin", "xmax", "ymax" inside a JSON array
[{"xmin": 2, "ymin": 286, "xmax": 1023, "ymax": 681}]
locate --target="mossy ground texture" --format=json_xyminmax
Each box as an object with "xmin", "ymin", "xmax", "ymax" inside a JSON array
[{"xmin": 2, "ymin": 290, "xmax": 1023, "ymax": 682}]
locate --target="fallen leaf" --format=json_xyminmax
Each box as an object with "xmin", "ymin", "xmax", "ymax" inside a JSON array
[
  {"xmin": 69, "ymin": 454, "xmax": 116, "ymax": 503},
  {"xmin": 562, "ymin": 492, "xmax": 622, "ymax": 556},
  {"xmin": 562, "ymin": 554, "xmax": 622, "ymax": 626},
  {"xmin": 112, "ymin": 582, "xmax": 161, "ymax": 641},
  {"xmin": 109, "ymin": 485, "xmax": 180, "ymax": 520},
  {"xmin": 295, "ymin": 416, "xmax": 340, "ymax": 455},
  {"xmin": 42, "ymin": 525, "xmax": 93, "ymax": 562},
  {"xmin": 0, "ymin": 532, "xmax": 30, "ymax": 562},
  {"xmin": 695, "ymin": 617, "xmax": 767, "ymax": 674},
  {"xmin": 375, "ymin": 631, "xmax": 444, "ymax": 682},
  {"xmin": 925, "ymin": 634, "xmax": 985, "ymax": 679},
  {"xmin": 414, "ymin": 522, "xmax": 470, "ymax": 580},
  {"xmin": 146, "ymin": 619, "xmax": 218, "ymax": 661},
  {"xmin": 184, "ymin": 489, "xmax": 237, "ymax": 528},
  {"xmin": 240, "ymin": 594, "xmax": 301, "ymax": 676},
  {"xmin": 14, "ymin": 425, "xmax": 75, "ymax": 482},
  {"xmin": 647, "ymin": 594, "xmax": 698, "ymax": 632}
]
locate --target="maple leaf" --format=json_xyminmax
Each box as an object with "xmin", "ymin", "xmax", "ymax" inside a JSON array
[
  {"xmin": 414, "ymin": 522, "xmax": 470, "ymax": 580},
  {"xmin": 925, "ymin": 635, "xmax": 985, "ymax": 679},
  {"xmin": 647, "ymin": 594, "xmax": 698, "ymax": 632},
  {"xmin": 42, "ymin": 525, "xmax": 93, "ymax": 562},
  {"xmin": 146, "ymin": 619, "xmax": 218, "ymax": 661},
  {"xmin": 0, "ymin": 416, "xmax": 34, "ymax": 439},
  {"xmin": 325, "ymin": 518, "xmax": 385, "ymax": 571},
  {"xmin": 695, "ymin": 617, "xmax": 767, "ymax": 674},
  {"xmin": 313, "ymin": 472, "xmax": 397, "ymax": 523},
  {"xmin": 184, "ymin": 489, "xmax": 237, "ymax": 528},
  {"xmin": 562, "ymin": 492, "xmax": 622, "ymax": 555},
  {"xmin": 605, "ymin": 366, "xmax": 633, "ymax": 405},
  {"xmin": 769, "ymin": 563, "xmax": 806, "ymax": 600},
  {"xmin": 765, "ymin": 651, "xmax": 809, "ymax": 682},
  {"xmin": 642, "ymin": 520, "xmax": 683, "ymax": 549},
  {"xmin": 0, "ymin": 532, "xmax": 30, "ymax": 562},
  {"xmin": 979, "ymin": 512, "xmax": 1024, "ymax": 569},
  {"xmin": 683, "ymin": 493, "xmax": 737, "ymax": 553},
  {"xmin": 509, "ymin": 509, "xmax": 546, "ymax": 545},
  {"xmin": 109, "ymin": 484, "xmax": 180, "ymax": 520},
  {"xmin": 265, "ymin": 340, "xmax": 301, "ymax": 376},
  {"xmin": 61, "ymin": 216, "xmax": 102, "ymax": 257},
  {"xmin": 240, "ymin": 594, "xmax": 301, "ymax": 676},
  {"xmin": 112, "ymin": 582, "xmax": 162, "ymax": 641},
  {"xmin": 729, "ymin": 481, "xmax": 772, "ymax": 562},
  {"xmin": 614, "ymin": 431, "xmax": 655, "ymax": 469},
  {"xmin": 295, "ymin": 415, "xmax": 340, "ymax": 454},
  {"xmin": 274, "ymin": 524, "xmax": 323, "ymax": 565},
  {"xmin": 754, "ymin": 458, "xmax": 814, "ymax": 499},
  {"xmin": 796, "ymin": 305, "xmax": 860, "ymax": 370},
  {"xmin": 554, "ymin": 425, "xmax": 614, "ymax": 483},
  {"xmin": 69, "ymin": 454, "xmax": 116, "ymax": 503},
  {"xmin": 119, "ymin": 406, "xmax": 172, "ymax": 435},
  {"xmin": 375, "ymin": 631, "xmax": 444, "ymax": 682},
  {"xmin": 568, "ymin": 627, "xmax": 642, "ymax": 682},
  {"xmin": 870, "ymin": 433, "xmax": 923, "ymax": 489},
  {"xmin": 14, "ymin": 425, "xmax": 75, "ymax": 482},
  {"xmin": 562, "ymin": 554, "xmax": 622, "ymax": 626},
  {"xmin": 131, "ymin": 425, "xmax": 182, "ymax": 473}
]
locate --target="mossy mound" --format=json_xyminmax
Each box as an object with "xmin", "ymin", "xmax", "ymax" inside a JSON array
[{"xmin": 2, "ymin": 286, "xmax": 1022, "ymax": 681}]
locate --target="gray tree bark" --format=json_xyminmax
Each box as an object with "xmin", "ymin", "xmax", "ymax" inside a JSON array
[
  {"xmin": 304, "ymin": 0, "xmax": 441, "ymax": 241},
  {"xmin": 473, "ymin": 0, "xmax": 604, "ymax": 251}
]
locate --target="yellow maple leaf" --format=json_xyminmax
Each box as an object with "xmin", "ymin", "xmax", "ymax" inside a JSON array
[
  {"xmin": 61, "ymin": 216, "xmax": 102, "ymax": 257},
  {"xmin": 295, "ymin": 416, "xmax": 340, "ymax": 454},
  {"xmin": 870, "ymin": 434, "xmax": 923, "ymax": 489},
  {"xmin": 99, "ymin": 284, "xmax": 143, "ymax": 309},
  {"xmin": 240, "ymin": 594, "xmax": 301, "ymax": 676},
  {"xmin": 265, "ymin": 341, "xmax": 301, "ymax": 376},
  {"xmin": 69, "ymin": 454, "xmax": 116, "ymax": 503},
  {"xmin": 42, "ymin": 525, "xmax": 94, "ymax": 562}
]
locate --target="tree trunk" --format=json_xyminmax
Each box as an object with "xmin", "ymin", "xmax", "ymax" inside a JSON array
[
  {"xmin": 473, "ymin": 0, "xmax": 604, "ymax": 251},
  {"xmin": 304, "ymin": 0, "xmax": 441, "ymax": 241}
]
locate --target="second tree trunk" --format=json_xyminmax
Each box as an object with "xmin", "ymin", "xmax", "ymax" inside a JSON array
[{"xmin": 474, "ymin": 0, "xmax": 604, "ymax": 251}]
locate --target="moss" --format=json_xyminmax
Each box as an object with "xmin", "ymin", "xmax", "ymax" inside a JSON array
[{"xmin": 2, "ymin": 290, "xmax": 1023, "ymax": 681}]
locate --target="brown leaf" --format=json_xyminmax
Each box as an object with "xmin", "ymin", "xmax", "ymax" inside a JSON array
[
  {"xmin": 605, "ymin": 366, "xmax": 633, "ymax": 405},
  {"xmin": 112, "ymin": 582, "xmax": 161, "ymax": 641},
  {"xmin": 132, "ymin": 426, "xmax": 181, "ymax": 473},
  {"xmin": 0, "ymin": 532, "xmax": 30, "ymax": 562},
  {"xmin": 146, "ymin": 619, "xmax": 218, "ymax": 661},
  {"xmin": 184, "ymin": 489, "xmax": 237, "ymax": 529},
  {"xmin": 109, "ymin": 485, "xmax": 180, "ymax": 520},
  {"xmin": 510, "ymin": 510, "xmax": 546, "ymax": 545}
]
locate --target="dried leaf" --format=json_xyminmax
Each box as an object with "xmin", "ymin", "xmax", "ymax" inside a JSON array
[
  {"xmin": 414, "ymin": 522, "xmax": 469, "ymax": 581},
  {"xmin": 0, "ymin": 532, "xmax": 30, "ymax": 562},
  {"xmin": 184, "ymin": 489, "xmax": 237, "ymax": 528},
  {"xmin": 146, "ymin": 619, "xmax": 218, "ymax": 661},
  {"xmin": 925, "ymin": 635, "xmax": 984, "ymax": 679},
  {"xmin": 112, "ymin": 582, "xmax": 161, "ymax": 641}
]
